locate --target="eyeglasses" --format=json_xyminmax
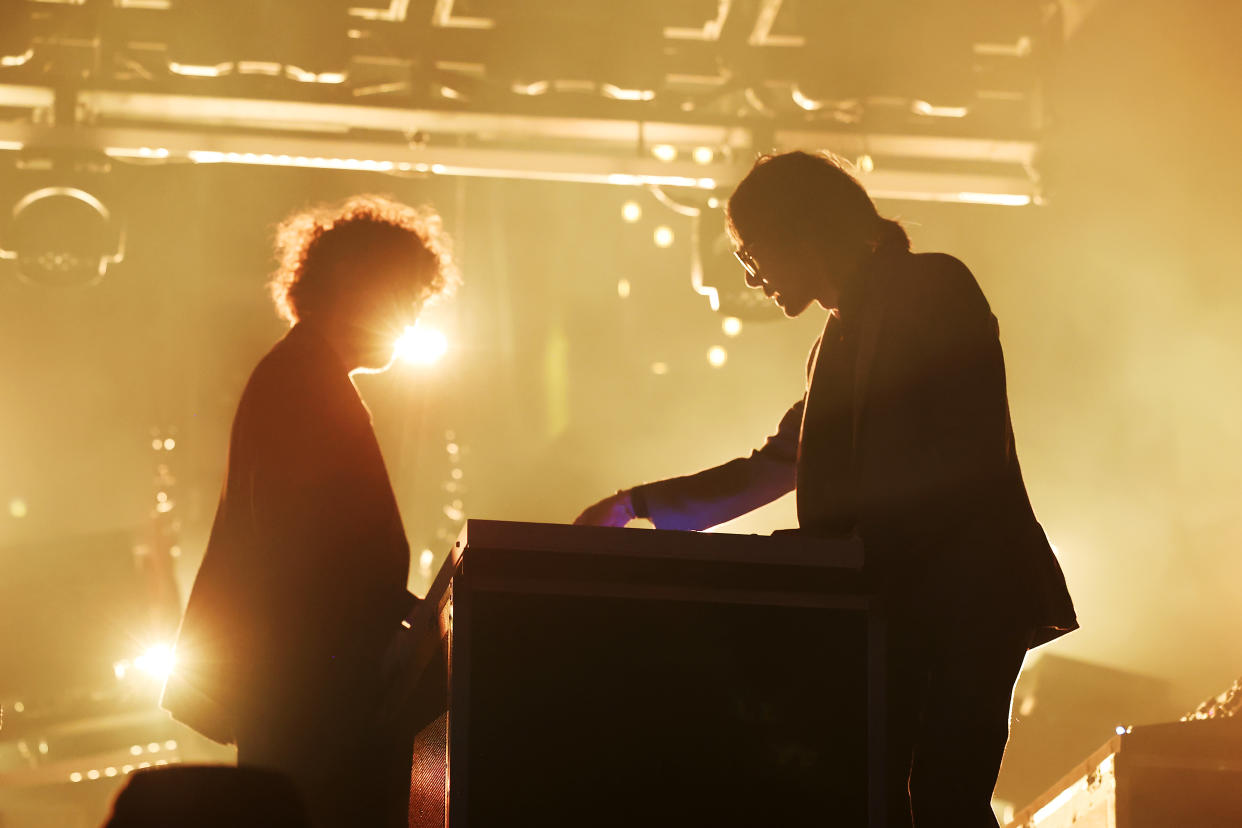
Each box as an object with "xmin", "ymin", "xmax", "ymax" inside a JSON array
[{"xmin": 733, "ymin": 248, "xmax": 761, "ymax": 282}]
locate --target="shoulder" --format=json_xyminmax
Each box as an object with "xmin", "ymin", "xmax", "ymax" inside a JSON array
[
  {"xmin": 887, "ymin": 252, "xmax": 991, "ymax": 321},
  {"xmin": 236, "ymin": 332, "xmax": 365, "ymax": 434}
]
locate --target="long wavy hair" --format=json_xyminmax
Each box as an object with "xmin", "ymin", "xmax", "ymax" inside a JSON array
[{"xmin": 269, "ymin": 194, "xmax": 459, "ymax": 326}]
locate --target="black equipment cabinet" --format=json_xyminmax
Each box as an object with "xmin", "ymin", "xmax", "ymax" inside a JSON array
[{"xmin": 405, "ymin": 520, "xmax": 883, "ymax": 828}]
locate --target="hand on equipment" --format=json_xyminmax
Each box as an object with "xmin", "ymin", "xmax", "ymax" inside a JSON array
[{"xmin": 573, "ymin": 490, "xmax": 636, "ymax": 527}]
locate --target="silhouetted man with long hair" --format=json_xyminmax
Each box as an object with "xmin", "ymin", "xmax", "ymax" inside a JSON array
[
  {"xmin": 164, "ymin": 195, "xmax": 457, "ymax": 828},
  {"xmin": 577, "ymin": 151, "xmax": 1077, "ymax": 827}
]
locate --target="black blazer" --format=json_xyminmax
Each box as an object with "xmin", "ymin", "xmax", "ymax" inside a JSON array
[
  {"xmin": 637, "ymin": 250, "xmax": 1077, "ymax": 646},
  {"xmin": 162, "ymin": 323, "xmax": 412, "ymax": 743}
]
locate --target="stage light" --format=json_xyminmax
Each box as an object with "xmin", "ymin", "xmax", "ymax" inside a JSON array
[
  {"xmin": 652, "ymin": 144, "xmax": 677, "ymax": 162},
  {"xmin": 606, "ymin": 174, "xmax": 716, "ymax": 190},
  {"xmin": 168, "ymin": 61, "xmax": 233, "ymax": 78},
  {"xmin": 1, "ymin": 50, "xmax": 33, "ymax": 68},
  {"xmin": 188, "ymin": 151, "xmax": 395, "ymax": 172},
  {"xmin": 707, "ymin": 346, "xmax": 728, "ymax": 367},
  {"xmin": 692, "ymin": 146, "xmax": 714, "ymax": 165},
  {"xmin": 511, "ymin": 80, "xmax": 550, "ymax": 96},
  {"xmin": 722, "ymin": 317, "xmax": 742, "ymax": 337},
  {"xmin": 912, "ymin": 100, "xmax": 969, "ymax": 118},
  {"xmin": 617, "ymin": 278, "xmax": 631, "ymax": 299},
  {"xmin": 419, "ymin": 549, "xmax": 434, "ymax": 574},
  {"xmin": 134, "ymin": 644, "xmax": 175, "ymax": 681},
  {"xmin": 9, "ymin": 498, "xmax": 27, "ymax": 518},
  {"xmin": 707, "ymin": 197, "xmax": 720, "ymax": 209},
  {"xmin": 393, "ymin": 323, "xmax": 448, "ymax": 365},
  {"xmin": 857, "ymin": 154, "xmax": 875, "ymax": 174},
  {"xmin": 651, "ymin": 362, "xmax": 669, "ymax": 376},
  {"xmin": 621, "ymin": 201, "xmax": 642, "ymax": 223},
  {"xmin": 0, "ymin": 187, "xmax": 125, "ymax": 288},
  {"xmin": 791, "ymin": 87, "xmax": 824, "ymax": 111},
  {"xmin": 104, "ymin": 147, "xmax": 170, "ymax": 159},
  {"xmin": 653, "ymin": 226, "xmax": 674, "ymax": 248},
  {"xmin": 87, "ymin": 770, "xmax": 100, "ymax": 780},
  {"xmin": 602, "ymin": 84, "xmax": 655, "ymax": 102},
  {"xmin": 69, "ymin": 773, "xmax": 82, "ymax": 783},
  {"xmin": 957, "ymin": 192, "xmax": 1032, "ymax": 207},
  {"xmin": 163, "ymin": 438, "xmax": 175, "ymax": 450}
]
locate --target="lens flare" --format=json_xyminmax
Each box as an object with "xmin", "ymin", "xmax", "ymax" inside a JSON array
[
  {"xmin": 134, "ymin": 644, "xmax": 175, "ymax": 681},
  {"xmin": 394, "ymin": 324, "xmax": 449, "ymax": 365}
]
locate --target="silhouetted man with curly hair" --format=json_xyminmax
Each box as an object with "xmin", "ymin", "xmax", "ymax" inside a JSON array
[{"xmin": 165, "ymin": 195, "xmax": 457, "ymax": 828}]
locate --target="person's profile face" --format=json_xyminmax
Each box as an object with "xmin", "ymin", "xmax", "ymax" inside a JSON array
[
  {"xmin": 734, "ymin": 234, "xmax": 823, "ymax": 317},
  {"xmin": 345, "ymin": 261, "xmax": 429, "ymax": 371}
]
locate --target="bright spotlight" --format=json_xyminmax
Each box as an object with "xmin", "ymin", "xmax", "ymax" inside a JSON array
[
  {"xmin": 394, "ymin": 323, "xmax": 448, "ymax": 365},
  {"xmin": 707, "ymin": 346, "xmax": 728, "ymax": 367},
  {"xmin": 133, "ymin": 644, "xmax": 175, "ymax": 681},
  {"xmin": 721, "ymin": 316, "xmax": 742, "ymax": 337},
  {"xmin": 653, "ymin": 226, "xmax": 674, "ymax": 248},
  {"xmin": 621, "ymin": 201, "xmax": 642, "ymax": 223},
  {"xmin": 692, "ymin": 146, "xmax": 714, "ymax": 165},
  {"xmin": 651, "ymin": 144, "xmax": 677, "ymax": 162}
]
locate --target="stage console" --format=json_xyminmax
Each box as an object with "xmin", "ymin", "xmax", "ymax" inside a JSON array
[{"xmin": 396, "ymin": 519, "xmax": 880, "ymax": 828}]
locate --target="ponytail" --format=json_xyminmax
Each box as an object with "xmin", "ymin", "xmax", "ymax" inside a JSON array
[{"xmin": 872, "ymin": 217, "xmax": 911, "ymax": 253}]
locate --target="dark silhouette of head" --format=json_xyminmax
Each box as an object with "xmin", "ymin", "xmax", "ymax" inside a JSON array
[
  {"xmin": 725, "ymin": 151, "xmax": 908, "ymax": 315},
  {"xmin": 269, "ymin": 195, "xmax": 458, "ymax": 370}
]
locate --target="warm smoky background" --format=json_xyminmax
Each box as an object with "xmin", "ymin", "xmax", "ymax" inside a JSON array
[{"xmin": 0, "ymin": 0, "xmax": 1239, "ymax": 816}]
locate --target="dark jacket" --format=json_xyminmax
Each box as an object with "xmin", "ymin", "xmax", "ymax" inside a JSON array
[
  {"xmin": 636, "ymin": 250, "xmax": 1076, "ymax": 647},
  {"xmin": 162, "ymin": 323, "xmax": 412, "ymax": 743}
]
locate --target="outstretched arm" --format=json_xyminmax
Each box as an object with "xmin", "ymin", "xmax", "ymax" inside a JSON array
[{"xmin": 574, "ymin": 399, "xmax": 802, "ymax": 531}]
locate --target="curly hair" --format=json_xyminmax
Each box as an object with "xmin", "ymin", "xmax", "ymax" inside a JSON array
[{"xmin": 269, "ymin": 194, "xmax": 459, "ymax": 325}]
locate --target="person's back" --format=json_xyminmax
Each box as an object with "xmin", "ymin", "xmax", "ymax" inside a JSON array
[{"xmin": 165, "ymin": 195, "xmax": 457, "ymax": 827}]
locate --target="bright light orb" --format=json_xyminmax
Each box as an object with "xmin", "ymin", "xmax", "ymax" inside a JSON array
[
  {"xmin": 707, "ymin": 346, "xmax": 728, "ymax": 367},
  {"xmin": 693, "ymin": 146, "xmax": 714, "ymax": 165},
  {"xmin": 134, "ymin": 644, "xmax": 175, "ymax": 681},
  {"xmin": 653, "ymin": 226, "xmax": 674, "ymax": 248},
  {"xmin": 651, "ymin": 144, "xmax": 677, "ymax": 162},
  {"xmin": 394, "ymin": 324, "xmax": 448, "ymax": 365},
  {"xmin": 621, "ymin": 201, "xmax": 642, "ymax": 223},
  {"xmin": 721, "ymin": 316, "xmax": 742, "ymax": 337}
]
